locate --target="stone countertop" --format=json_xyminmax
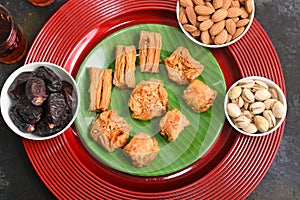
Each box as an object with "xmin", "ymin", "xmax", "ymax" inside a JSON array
[{"xmin": 0, "ymin": 0, "xmax": 299, "ymax": 199}]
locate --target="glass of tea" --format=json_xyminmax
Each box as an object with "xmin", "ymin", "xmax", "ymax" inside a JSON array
[
  {"xmin": 27, "ymin": 0, "xmax": 55, "ymax": 6},
  {"xmin": 0, "ymin": 5, "xmax": 28, "ymax": 64}
]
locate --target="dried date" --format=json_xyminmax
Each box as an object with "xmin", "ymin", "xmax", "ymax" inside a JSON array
[
  {"xmin": 10, "ymin": 106, "xmax": 35, "ymax": 133},
  {"xmin": 45, "ymin": 93, "xmax": 68, "ymax": 127},
  {"xmin": 15, "ymin": 95, "xmax": 43, "ymax": 124},
  {"xmin": 25, "ymin": 76, "xmax": 47, "ymax": 106},
  {"xmin": 8, "ymin": 72, "xmax": 35, "ymax": 100},
  {"xmin": 61, "ymin": 81, "xmax": 75, "ymax": 110},
  {"xmin": 36, "ymin": 66, "xmax": 62, "ymax": 93}
]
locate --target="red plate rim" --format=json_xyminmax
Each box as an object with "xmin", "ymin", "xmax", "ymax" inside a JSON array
[{"xmin": 22, "ymin": 0, "xmax": 286, "ymax": 198}]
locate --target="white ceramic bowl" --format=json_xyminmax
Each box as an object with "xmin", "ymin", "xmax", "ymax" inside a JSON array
[
  {"xmin": 224, "ymin": 76, "xmax": 287, "ymax": 137},
  {"xmin": 1, "ymin": 62, "xmax": 80, "ymax": 140},
  {"xmin": 176, "ymin": 0, "xmax": 255, "ymax": 48}
]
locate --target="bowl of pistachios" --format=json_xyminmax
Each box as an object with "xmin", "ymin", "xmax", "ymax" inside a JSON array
[{"xmin": 224, "ymin": 76, "xmax": 287, "ymax": 137}]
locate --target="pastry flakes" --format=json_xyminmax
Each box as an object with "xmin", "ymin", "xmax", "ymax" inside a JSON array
[
  {"xmin": 164, "ymin": 46, "xmax": 204, "ymax": 85},
  {"xmin": 88, "ymin": 67, "xmax": 112, "ymax": 112},
  {"xmin": 139, "ymin": 31, "xmax": 162, "ymax": 73},
  {"xmin": 113, "ymin": 45, "xmax": 136, "ymax": 89},
  {"xmin": 90, "ymin": 110, "xmax": 131, "ymax": 152}
]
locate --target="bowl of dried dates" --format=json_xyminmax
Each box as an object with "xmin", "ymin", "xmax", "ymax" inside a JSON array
[
  {"xmin": 1, "ymin": 62, "xmax": 79, "ymax": 140},
  {"xmin": 224, "ymin": 76, "xmax": 287, "ymax": 137},
  {"xmin": 177, "ymin": 0, "xmax": 255, "ymax": 48}
]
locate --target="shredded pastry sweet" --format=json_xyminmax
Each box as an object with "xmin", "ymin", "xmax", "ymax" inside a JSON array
[
  {"xmin": 128, "ymin": 78, "xmax": 169, "ymax": 120},
  {"xmin": 123, "ymin": 132, "xmax": 160, "ymax": 167},
  {"xmin": 90, "ymin": 110, "xmax": 131, "ymax": 152},
  {"xmin": 88, "ymin": 67, "xmax": 112, "ymax": 112},
  {"xmin": 164, "ymin": 46, "xmax": 204, "ymax": 85},
  {"xmin": 159, "ymin": 108, "xmax": 190, "ymax": 142},
  {"xmin": 139, "ymin": 31, "xmax": 162, "ymax": 73},
  {"xmin": 113, "ymin": 45, "xmax": 136, "ymax": 89},
  {"xmin": 183, "ymin": 79, "xmax": 217, "ymax": 113}
]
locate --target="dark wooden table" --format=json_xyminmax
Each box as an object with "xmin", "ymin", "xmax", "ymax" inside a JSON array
[{"xmin": 0, "ymin": 0, "xmax": 299, "ymax": 199}]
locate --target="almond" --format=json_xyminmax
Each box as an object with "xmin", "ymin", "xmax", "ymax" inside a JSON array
[
  {"xmin": 236, "ymin": 18, "xmax": 250, "ymax": 27},
  {"xmin": 227, "ymin": 7, "xmax": 243, "ymax": 17},
  {"xmin": 179, "ymin": 0, "xmax": 194, "ymax": 8},
  {"xmin": 191, "ymin": 29, "xmax": 201, "ymax": 37},
  {"xmin": 197, "ymin": 15, "xmax": 211, "ymax": 21},
  {"xmin": 209, "ymin": 20, "xmax": 225, "ymax": 35},
  {"xmin": 183, "ymin": 24, "xmax": 198, "ymax": 32},
  {"xmin": 199, "ymin": 19, "xmax": 214, "ymax": 31},
  {"xmin": 225, "ymin": 18, "xmax": 236, "ymax": 35},
  {"xmin": 231, "ymin": 17, "xmax": 239, "ymax": 23},
  {"xmin": 240, "ymin": 7, "xmax": 249, "ymax": 18},
  {"xmin": 213, "ymin": 0, "xmax": 224, "ymax": 9},
  {"xmin": 239, "ymin": 0, "xmax": 246, "ymax": 4},
  {"xmin": 186, "ymin": 6, "xmax": 197, "ymax": 25},
  {"xmin": 231, "ymin": 0, "xmax": 240, "ymax": 8},
  {"xmin": 195, "ymin": 5, "xmax": 215, "ymax": 15},
  {"xmin": 201, "ymin": 30, "xmax": 212, "ymax": 44},
  {"xmin": 205, "ymin": 2, "xmax": 215, "ymax": 12},
  {"xmin": 192, "ymin": 0, "xmax": 205, "ymax": 6},
  {"xmin": 211, "ymin": 8, "xmax": 228, "ymax": 22},
  {"xmin": 226, "ymin": 34, "xmax": 233, "ymax": 43},
  {"xmin": 232, "ymin": 26, "xmax": 245, "ymax": 39},
  {"xmin": 179, "ymin": 7, "xmax": 189, "ymax": 24},
  {"xmin": 222, "ymin": 0, "xmax": 232, "ymax": 9},
  {"xmin": 245, "ymin": 0, "xmax": 253, "ymax": 14},
  {"xmin": 214, "ymin": 29, "xmax": 228, "ymax": 45}
]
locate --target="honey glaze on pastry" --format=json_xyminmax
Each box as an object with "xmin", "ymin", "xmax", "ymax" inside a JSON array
[
  {"xmin": 88, "ymin": 67, "xmax": 112, "ymax": 112},
  {"xmin": 183, "ymin": 79, "xmax": 217, "ymax": 113},
  {"xmin": 139, "ymin": 31, "xmax": 162, "ymax": 73},
  {"xmin": 164, "ymin": 46, "xmax": 204, "ymax": 85},
  {"xmin": 113, "ymin": 45, "xmax": 137, "ymax": 89},
  {"xmin": 90, "ymin": 110, "xmax": 131, "ymax": 152},
  {"xmin": 159, "ymin": 108, "xmax": 190, "ymax": 142},
  {"xmin": 128, "ymin": 78, "xmax": 169, "ymax": 120},
  {"xmin": 123, "ymin": 132, "xmax": 160, "ymax": 168}
]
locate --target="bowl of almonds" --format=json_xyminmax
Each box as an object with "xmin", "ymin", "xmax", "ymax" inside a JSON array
[
  {"xmin": 177, "ymin": 0, "xmax": 255, "ymax": 47},
  {"xmin": 224, "ymin": 76, "xmax": 287, "ymax": 136}
]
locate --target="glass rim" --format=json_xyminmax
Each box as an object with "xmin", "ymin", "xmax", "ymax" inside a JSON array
[{"xmin": 0, "ymin": 4, "xmax": 15, "ymax": 49}]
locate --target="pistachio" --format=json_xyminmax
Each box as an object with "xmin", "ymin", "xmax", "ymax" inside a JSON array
[
  {"xmin": 228, "ymin": 86, "xmax": 242, "ymax": 100},
  {"xmin": 241, "ymin": 88, "xmax": 255, "ymax": 103},
  {"xmin": 232, "ymin": 96, "xmax": 244, "ymax": 108},
  {"xmin": 254, "ymin": 89, "xmax": 272, "ymax": 101},
  {"xmin": 238, "ymin": 79, "xmax": 255, "ymax": 88},
  {"xmin": 249, "ymin": 102, "xmax": 265, "ymax": 114},
  {"xmin": 254, "ymin": 116, "xmax": 269, "ymax": 132},
  {"xmin": 269, "ymin": 88, "xmax": 279, "ymax": 100},
  {"xmin": 264, "ymin": 99, "xmax": 278, "ymax": 110},
  {"xmin": 234, "ymin": 115, "xmax": 251, "ymax": 128},
  {"xmin": 227, "ymin": 103, "xmax": 241, "ymax": 118},
  {"xmin": 244, "ymin": 102, "xmax": 249, "ymax": 110},
  {"xmin": 241, "ymin": 110, "xmax": 254, "ymax": 121},
  {"xmin": 253, "ymin": 80, "xmax": 269, "ymax": 90},
  {"xmin": 242, "ymin": 123, "xmax": 258, "ymax": 134},
  {"xmin": 263, "ymin": 110, "xmax": 276, "ymax": 129},
  {"xmin": 272, "ymin": 101, "xmax": 286, "ymax": 118}
]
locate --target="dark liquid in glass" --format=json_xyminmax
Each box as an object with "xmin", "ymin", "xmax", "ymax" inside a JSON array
[{"xmin": 0, "ymin": 13, "xmax": 27, "ymax": 64}]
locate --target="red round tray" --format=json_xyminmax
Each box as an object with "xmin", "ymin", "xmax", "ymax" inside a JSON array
[{"xmin": 23, "ymin": 0, "xmax": 286, "ymax": 198}]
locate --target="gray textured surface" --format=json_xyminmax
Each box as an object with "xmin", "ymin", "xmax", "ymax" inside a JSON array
[{"xmin": 0, "ymin": 0, "xmax": 299, "ymax": 199}]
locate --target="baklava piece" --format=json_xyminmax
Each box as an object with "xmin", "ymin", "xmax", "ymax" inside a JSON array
[
  {"xmin": 183, "ymin": 79, "xmax": 217, "ymax": 113},
  {"xmin": 159, "ymin": 108, "xmax": 190, "ymax": 142},
  {"xmin": 123, "ymin": 132, "xmax": 160, "ymax": 168},
  {"xmin": 88, "ymin": 67, "xmax": 112, "ymax": 112},
  {"xmin": 90, "ymin": 110, "xmax": 131, "ymax": 152},
  {"xmin": 113, "ymin": 45, "xmax": 137, "ymax": 89},
  {"xmin": 164, "ymin": 46, "xmax": 204, "ymax": 85},
  {"xmin": 139, "ymin": 31, "xmax": 162, "ymax": 73},
  {"xmin": 128, "ymin": 79, "xmax": 168, "ymax": 120}
]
